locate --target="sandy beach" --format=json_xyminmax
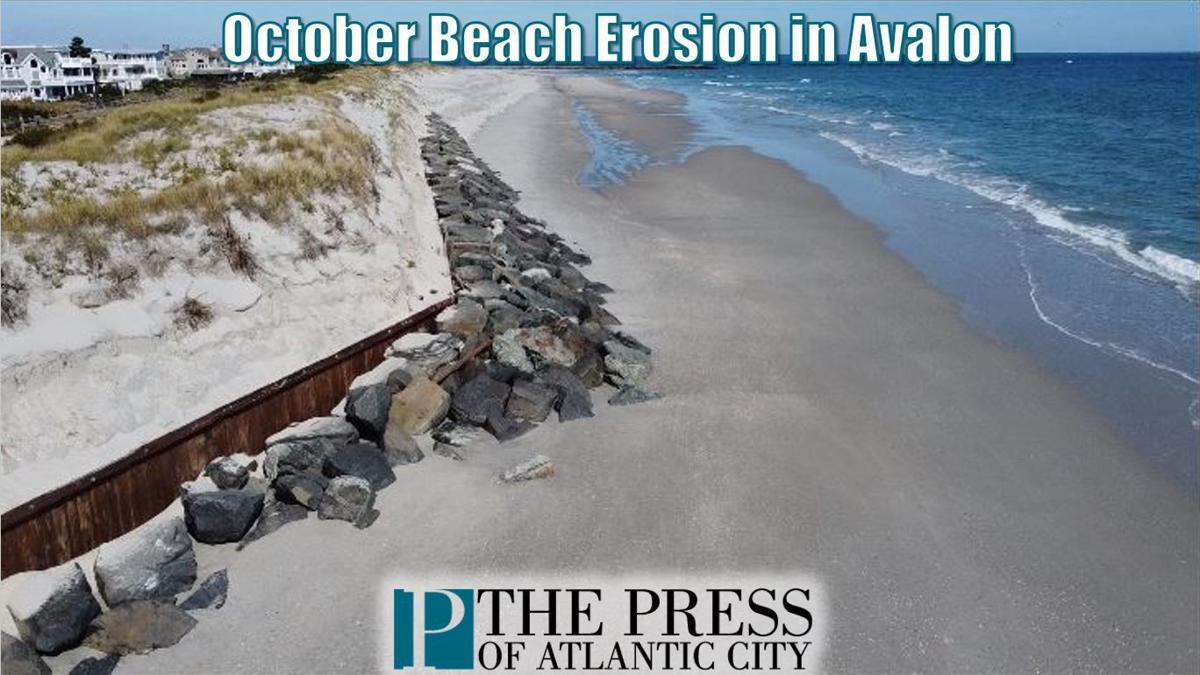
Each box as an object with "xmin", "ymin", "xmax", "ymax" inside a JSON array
[{"xmin": 6, "ymin": 70, "xmax": 1197, "ymax": 673}]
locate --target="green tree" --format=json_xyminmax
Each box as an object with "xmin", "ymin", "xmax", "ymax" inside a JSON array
[{"xmin": 68, "ymin": 36, "xmax": 91, "ymax": 58}]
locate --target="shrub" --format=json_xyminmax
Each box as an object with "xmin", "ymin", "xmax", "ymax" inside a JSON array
[{"xmin": 173, "ymin": 296, "xmax": 213, "ymax": 331}]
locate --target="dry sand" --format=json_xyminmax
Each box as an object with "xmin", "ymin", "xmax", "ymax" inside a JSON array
[{"xmin": 16, "ymin": 72, "xmax": 1198, "ymax": 673}]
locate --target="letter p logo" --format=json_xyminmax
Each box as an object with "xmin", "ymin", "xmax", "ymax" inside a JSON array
[{"xmin": 394, "ymin": 589, "xmax": 475, "ymax": 669}]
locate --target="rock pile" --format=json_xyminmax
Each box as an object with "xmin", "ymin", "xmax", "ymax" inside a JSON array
[{"xmin": 2, "ymin": 112, "xmax": 662, "ymax": 670}]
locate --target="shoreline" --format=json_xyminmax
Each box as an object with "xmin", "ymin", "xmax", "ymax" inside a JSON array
[{"xmin": 469, "ymin": 74, "xmax": 1199, "ymax": 672}]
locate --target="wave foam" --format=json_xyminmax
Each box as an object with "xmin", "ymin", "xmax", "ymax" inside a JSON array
[{"xmin": 818, "ymin": 132, "xmax": 1200, "ymax": 289}]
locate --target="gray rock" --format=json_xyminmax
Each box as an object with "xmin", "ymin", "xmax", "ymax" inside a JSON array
[
  {"xmin": 485, "ymin": 412, "xmax": 535, "ymax": 442},
  {"xmin": 488, "ymin": 304, "xmax": 526, "ymax": 334},
  {"xmin": 571, "ymin": 351, "xmax": 605, "ymax": 388},
  {"xmin": 265, "ymin": 416, "xmax": 358, "ymax": 449},
  {"xmin": 492, "ymin": 328, "xmax": 534, "ymax": 374},
  {"xmin": 386, "ymin": 332, "xmax": 462, "ymax": 377},
  {"xmin": 263, "ymin": 438, "xmax": 338, "ymax": 481},
  {"xmin": 388, "ymin": 376, "xmax": 451, "ymax": 435},
  {"xmin": 608, "ymin": 386, "xmax": 664, "ymax": 406},
  {"xmin": 178, "ymin": 569, "xmax": 228, "ymax": 611},
  {"xmin": 323, "ymin": 442, "xmax": 396, "ymax": 490},
  {"xmin": 93, "ymin": 517, "xmax": 196, "ymax": 607},
  {"xmin": 603, "ymin": 340, "xmax": 653, "ymax": 387},
  {"xmin": 2, "ymin": 632, "xmax": 49, "ymax": 675},
  {"xmin": 382, "ymin": 426, "xmax": 424, "ymax": 466},
  {"xmin": 556, "ymin": 264, "xmax": 589, "ymax": 290},
  {"xmin": 83, "ymin": 601, "xmax": 196, "ymax": 655},
  {"xmin": 317, "ymin": 476, "xmax": 376, "ymax": 525},
  {"xmin": 453, "ymin": 264, "xmax": 490, "ymax": 284},
  {"xmin": 6, "ymin": 562, "xmax": 101, "ymax": 654},
  {"xmin": 435, "ymin": 300, "xmax": 488, "ymax": 338},
  {"xmin": 236, "ymin": 499, "xmax": 309, "ymax": 550},
  {"xmin": 451, "ymin": 374, "xmax": 510, "ymax": 424},
  {"xmin": 68, "ymin": 654, "xmax": 120, "ymax": 675},
  {"xmin": 345, "ymin": 383, "xmax": 392, "ymax": 440},
  {"xmin": 273, "ymin": 472, "xmax": 327, "ymax": 510},
  {"xmin": 519, "ymin": 326, "xmax": 579, "ymax": 368},
  {"xmin": 182, "ymin": 489, "xmax": 264, "ymax": 544},
  {"xmin": 203, "ymin": 456, "xmax": 249, "ymax": 490},
  {"xmin": 506, "ymin": 379, "xmax": 558, "ymax": 422},
  {"xmin": 611, "ymin": 330, "xmax": 652, "ymax": 355},
  {"xmin": 535, "ymin": 367, "xmax": 594, "ymax": 422},
  {"xmin": 463, "ymin": 279, "xmax": 504, "ymax": 301},
  {"xmin": 499, "ymin": 455, "xmax": 555, "ymax": 483},
  {"xmin": 557, "ymin": 391, "xmax": 595, "ymax": 422}
]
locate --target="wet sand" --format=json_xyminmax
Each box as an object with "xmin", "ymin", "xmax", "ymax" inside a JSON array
[{"xmin": 87, "ymin": 73, "xmax": 1198, "ymax": 674}]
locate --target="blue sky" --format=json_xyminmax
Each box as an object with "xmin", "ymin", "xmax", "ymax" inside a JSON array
[{"xmin": 2, "ymin": 1, "xmax": 1197, "ymax": 54}]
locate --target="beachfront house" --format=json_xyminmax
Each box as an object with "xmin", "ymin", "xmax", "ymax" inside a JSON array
[
  {"xmin": 93, "ymin": 47, "xmax": 169, "ymax": 93},
  {"xmin": 168, "ymin": 47, "xmax": 294, "ymax": 79},
  {"xmin": 0, "ymin": 47, "xmax": 97, "ymax": 101}
]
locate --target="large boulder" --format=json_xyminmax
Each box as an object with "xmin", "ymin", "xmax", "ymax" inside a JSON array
[
  {"xmin": 345, "ymin": 383, "xmax": 392, "ymax": 440},
  {"xmin": 203, "ymin": 456, "xmax": 249, "ymax": 490},
  {"xmin": 536, "ymin": 367, "xmax": 594, "ymax": 422},
  {"xmin": 388, "ymin": 376, "xmax": 450, "ymax": 435},
  {"xmin": 93, "ymin": 517, "xmax": 197, "ymax": 607},
  {"xmin": 1, "ymin": 632, "xmax": 49, "ymax": 675},
  {"xmin": 435, "ymin": 300, "xmax": 488, "ymax": 339},
  {"xmin": 6, "ymin": 562, "xmax": 101, "ymax": 654},
  {"xmin": 265, "ymin": 416, "xmax": 358, "ymax": 448},
  {"xmin": 506, "ymin": 380, "xmax": 558, "ymax": 422},
  {"xmin": 451, "ymin": 374, "xmax": 511, "ymax": 425},
  {"xmin": 179, "ymin": 569, "xmax": 228, "ymax": 612},
  {"xmin": 317, "ymin": 476, "xmax": 376, "ymax": 526},
  {"xmin": 273, "ymin": 472, "xmax": 328, "ymax": 510},
  {"xmin": 323, "ymin": 442, "xmax": 396, "ymax": 490},
  {"xmin": 492, "ymin": 329, "xmax": 534, "ymax": 374},
  {"xmin": 83, "ymin": 601, "xmax": 196, "ymax": 655},
  {"xmin": 386, "ymin": 333, "xmax": 461, "ymax": 377},
  {"xmin": 263, "ymin": 438, "xmax": 338, "ymax": 481},
  {"xmin": 603, "ymin": 340, "xmax": 653, "ymax": 387},
  {"xmin": 182, "ymin": 489, "xmax": 264, "ymax": 544}
]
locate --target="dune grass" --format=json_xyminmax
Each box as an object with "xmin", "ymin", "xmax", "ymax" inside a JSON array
[
  {"xmin": 4, "ymin": 117, "xmax": 378, "ymax": 237},
  {"xmin": 0, "ymin": 66, "xmax": 389, "ymax": 169}
]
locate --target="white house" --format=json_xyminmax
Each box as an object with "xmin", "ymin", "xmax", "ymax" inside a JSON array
[
  {"xmin": 0, "ymin": 47, "xmax": 97, "ymax": 101},
  {"xmin": 168, "ymin": 46, "xmax": 294, "ymax": 79},
  {"xmin": 93, "ymin": 47, "xmax": 168, "ymax": 93}
]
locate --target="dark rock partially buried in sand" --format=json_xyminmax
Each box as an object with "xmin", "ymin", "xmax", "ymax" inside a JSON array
[
  {"xmin": 382, "ymin": 426, "xmax": 424, "ymax": 466},
  {"xmin": 93, "ymin": 517, "xmax": 196, "ymax": 607},
  {"xmin": 318, "ymin": 476, "xmax": 378, "ymax": 528},
  {"xmin": 182, "ymin": 489, "xmax": 264, "ymax": 544},
  {"xmin": 506, "ymin": 379, "xmax": 559, "ymax": 422},
  {"xmin": 236, "ymin": 499, "xmax": 309, "ymax": 550},
  {"xmin": 451, "ymin": 373, "xmax": 511, "ymax": 424},
  {"xmin": 83, "ymin": 600, "xmax": 196, "ymax": 655},
  {"xmin": 274, "ymin": 471, "xmax": 328, "ymax": 510},
  {"xmin": 263, "ymin": 438, "xmax": 338, "ymax": 482},
  {"xmin": 2, "ymin": 632, "xmax": 50, "ymax": 675},
  {"xmin": 67, "ymin": 653, "xmax": 120, "ymax": 675},
  {"xmin": 179, "ymin": 569, "xmax": 229, "ymax": 611},
  {"xmin": 322, "ymin": 442, "xmax": 396, "ymax": 491},
  {"xmin": 6, "ymin": 562, "xmax": 101, "ymax": 654},
  {"xmin": 608, "ymin": 386, "xmax": 664, "ymax": 406},
  {"xmin": 265, "ymin": 416, "xmax": 358, "ymax": 449}
]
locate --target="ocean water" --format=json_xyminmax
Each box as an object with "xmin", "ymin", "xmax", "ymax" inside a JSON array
[{"xmin": 571, "ymin": 54, "xmax": 1200, "ymax": 492}]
